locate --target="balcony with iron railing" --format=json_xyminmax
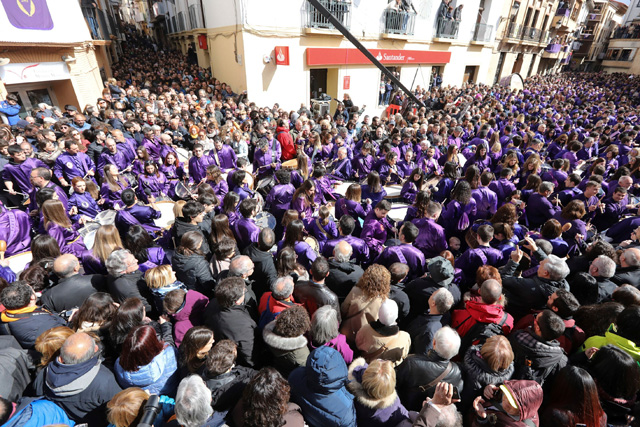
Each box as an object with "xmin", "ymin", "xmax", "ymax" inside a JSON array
[
  {"xmin": 82, "ymin": 6, "xmax": 109, "ymax": 40},
  {"xmin": 521, "ymin": 26, "xmax": 541, "ymax": 42},
  {"xmin": 304, "ymin": 0, "xmax": 351, "ymax": 31},
  {"xmin": 435, "ymin": 17, "xmax": 459, "ymax": 39},
  {"xmin": 505, "ymin": 22, "xmax": 522, "ymax": 39},
  {"xmin": 472, "ymin": 23, "xmax": 493, "ymax": 42},
  {"xmin": 382, "ymin": 9, "xmax": 416, "ymax": 36}
]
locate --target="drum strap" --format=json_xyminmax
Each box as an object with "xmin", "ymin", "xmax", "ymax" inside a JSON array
[{"xmin": 315, "ymin": 219, "xmax": 329, "ymax": 237}]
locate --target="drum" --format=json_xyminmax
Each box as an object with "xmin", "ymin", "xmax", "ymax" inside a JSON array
[
  {"xmin": 94, "ymin": 210, "xmax": 116, "ymax": 225},
  {"xmin": 6, "ymin": 251, "xmax": 32, "ymax": 276},
  {"xmin": 123, "ymin": 172, "xmax": 138, "ymax": 188},
  {"xmin": 304, "ymin": 236, "xmax": 320, "ymax": 255},
  {"xmin": 255, "ymin": 176, "xmax": 276, "ymax": 199},
  {"xmin": 384, "ymin": 185, "xmax": 403, "ymax": 202},
  {"xmin": 175, "ymin": 181, "xmax": 198, "ymax": 200},
  {"xmin": 154, "ymin": 200, "xmax": 176, "ymax": 229},
  {"xmin": 255, "ymin": 211, "xmax": 276, "ymax": 229},
  {"xmin": 282, "ymin": 159, "xmax": 298, "ymax": 169},
  {"xmin": 78, "ymin": 223, "xmax": 99, "ymax": 250},
  {"xmin": 335, "ymin": 181, "xmax": 352, "ymax": 197},
  {"xmin": 388, "ymin": 203, "xmax": 410, "ymax": 223}
]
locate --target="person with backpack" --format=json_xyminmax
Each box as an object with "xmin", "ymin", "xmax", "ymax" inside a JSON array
[
  {"xmin": 509, "ymin": 309, "xmax": 568, "ymax": 386},
  {"xmin": 257, "ymin": 276, "xmax": 300, "ymax": 330}
]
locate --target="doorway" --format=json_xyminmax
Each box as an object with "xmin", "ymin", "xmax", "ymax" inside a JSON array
[
  {"xmin": 310, "ymin": 68, "xmax": 328, "ymax": 100},
  {"xmin": 7, "ymin": 84, "xmax": 59, "ymax": 118},
  {"xmin": 463, "ymin": 66, "xmax": 478, "ymax": 83}
]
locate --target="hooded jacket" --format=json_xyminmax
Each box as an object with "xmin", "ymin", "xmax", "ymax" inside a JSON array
[
  {"xmin": 288, "ymin": 346, "xmax": 357, "ymax": 427},
  {"xmin": 199, "ymin": 364, "xmax": 256, "ymax": 412},
  {"xmin": 263, "ymin": 320, "xmax": 310, "ymax": 378},
  {"xmin": 346, "ymin": 358, "xmax": 411, "ymax": 427},
  {"xmin": 115, "ymin": 346, "xmax": 180, "ymax": 397},
  {"xmin": 32, "ymin": 356, "xmax": 122, "ymax": 426},
  {"xmin": 355, "ymin": 321, "xmax": 411, "ymax": 367},
  {"xmin": 172, "ymin": 218, "xmax": 211, "ymax": 256},
  {"xmin": 170, "ymin": 290, "xmax": 209, "ymax": 346},
  {"xmin": 204, "ymin": 300, "xmax": 257, "ymax": 368},
  {"xmin": 172, "ymin": 251, "xmax": 216, "ymax": 296},
  {"xmin": 326, "ymin": 259, "xmax": 364, "ymax": 303},
  {"xmin": 581, "ymin": 324, "xmax": 640, "ymax": 361},
  {"xmin": 452, "ymin": 300, "xmax": 514, "ymax": 337},
  {"xmin": 0, "ymin": 306, "xmax": 66, "ymax": 349},
  {"xmin": 462, "ymin": 345, "xmax": 515, "ymax": 408},
  {"xmin": 243, "ymin": 243, "xmax": 278, "ymax": 299},
  {"xmin": 510, "ymin": 329, "xmax": 567, "ymax": 386},
  {"xmin": 3, "ymin": 398, "xmax": 75, "ymax": 427},
  {"xmin": 471, "ymin": 380, "xmax": 544, "ymax": 427}
]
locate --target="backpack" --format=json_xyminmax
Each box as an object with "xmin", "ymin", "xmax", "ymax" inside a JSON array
[
  {"xmin": 257, "ymin": 296, "xmax": 295, "ymax": 329},
  {"xmin": 458, "ymin": 312, "xmax": 508, "ymax": 357}
]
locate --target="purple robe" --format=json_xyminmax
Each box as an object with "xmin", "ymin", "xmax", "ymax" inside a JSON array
[
  {"xmin": 456, "ymin": 246, "xmax": 506, "ymax": 287},
  {"xmin": 0, "ymin": 207, "xmax": 31, "ymax": 256},
  {"xmin": 253, "ymin": 150, "xmax": 280, "ymax": 180},
  {"xmin": 441, "ymin": 199, "xmax": 477, "ymax": 236},
  {"xmin": 398, "ymin": 160, "xmax": 417, "ymax": 177},
  {"xmin": 54, "ymin": 152, "xmax": 96, "ymax": 184},
  {"xmin": 488, "ymin": 179, "xmax": 517, "ymax": 203},
  {"xmin": 3, "ymin": 158, "xmax": 48, "ymax": 193},
  {"xmin": 374, "ymin": 243, "xmax": 426, "ymax": 281},
  {"xmin": 142, "ymin": 137, "xmax": 162, "ymax": 161},
  {"xmin": 401, "ymin": 181, "xmax": 419, "ymax": 204},
  {"xmin": 307, "ymin": 217, "xmax": 339, "ymax": 251},
  {"xmin": 291, "ymin": 196, "xmax": 314, "ymax": 222},
  {"xmin": 226, "ymin": 210, "xmax": 240, "ymax": 229},
  {"xmin": 335, "ymin": 198, "xmax": 371, "ymax": 236},
  {"xmin": 139, "ymin": 247, "xmax": 169, "ymax": 272},
  {"xmin": 29, "ymin": 181, "xmax": 69, "ymax": 213},
  {"xmin": 266, "ymin": 184, "xmax": 295, "ymax": 218},
  {"xmin": 189, "ymin": 155, "xmax": 215, "ymax": 183},
  {"xmin": 526, "ymin": 193, "xmax": 560, "ymax": 229},
  {"xmin": 207, "ymin": 179, "xmax": 228, "ymax": 205},
  {"xmin": 277, "ymin": 240, "xmax": 317, "ymax": 270},
  {"xmin": 210, "ymin": 145, "xmax": 237, "ymax": 172},
  {"xmin": 361, "ymin": 210, "xmax": 394, "ymax": 254},
  {"xmin": 471, "ymin": 187, "xmax": 498, "ymax": 220},
  {"xmin": 116, "ymin": 204, "xmax": 162, "ymax": 235},
  {"xmin": 100, "ymin": 179, "xmax": 130, "ymax": 210},
  {"xmin": 361, "ymin": 185, "xmax": 387, "ymax": 208},
  {"xmin": 137, "ymin": 173, "xmax": 170, "ymax": 203},
  {"xmin": 69, "ymin": 192, "xmax": 100, "ymax": 221},
  {"xmin": 97, "ymin": 149, "xmax": 128, "ymax": 176},
  {"xmin": 418, "ymin": 157, "xmax": 441, "ymax": 176},
  {"xmin": 48, "ymin": 222, "xmax": 85, "ymax": 258},
  {"xmin": 352, "ymin": 154, "xmax": 373, "ymax": 178},
  {"xmin": 233, "ymin": 216, "xmax": 260, "ymax": 251},
  {"xmin": 378, "ymin": 162, "xmax": 403, "ymax": 184},
  {"xmin": 82, "ymin": 251, "xmax": 107, "ymax": 275},
  {"xmin": 322, "ymin": 235, "xmax": 370, "ymax": 265},
  {"xmin": 411, "ymin": 217, "xmax": 448, "ymax": 259},
  {"xmin": 329, "ymin": 158, "xmax": 353, "ymax": 180}
]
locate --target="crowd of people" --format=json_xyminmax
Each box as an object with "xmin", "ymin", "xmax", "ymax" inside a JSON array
[{"xmin": 3, "ymin": 25, "xmax": 640, "ymax": 427}]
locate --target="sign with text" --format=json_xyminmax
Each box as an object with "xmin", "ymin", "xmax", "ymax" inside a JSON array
[
  {"xmin": 0, "ymin": 62, "xmax": 70, "ymax": 85},
  {"xmin": 275, "ymin": 46, "xmax": 289, "ymax": 66},
  {"xmin": 306, "ymin": 48, "xmax": 451, "ymax": 66},
  {"xmin": 343, "ymin": 76, "xmax": 350, "ymax": 90}
]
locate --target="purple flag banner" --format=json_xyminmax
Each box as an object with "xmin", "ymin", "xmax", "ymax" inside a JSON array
[{"xmin": 1, "ymin": 0, "xmax": 53, "ymax": 30}]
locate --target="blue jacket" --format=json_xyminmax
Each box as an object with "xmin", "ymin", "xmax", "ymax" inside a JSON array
[
  {"xmin": 0, "ymin": 101, "xmax": 20, "ymax": 126},
  {"xmin": 115, "ymin": 346, "xmax": 180, "ymax": 397},
  {"xmin": 4, "ymin": 398, "xmax": 75, "ymax": 427},
  {"xmin": 288, "ymin": 346, "xmax": 356, "ymax": 427}
]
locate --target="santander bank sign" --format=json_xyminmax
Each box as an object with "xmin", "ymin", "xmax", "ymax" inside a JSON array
[{"xmin": 307, "ymin": 48, "xmax": 451, "ymax": 66}]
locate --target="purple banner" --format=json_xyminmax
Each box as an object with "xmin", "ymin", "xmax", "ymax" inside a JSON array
[{"xmin": 1, "ymin": 0, "xmax": 53, "ymax": 30}]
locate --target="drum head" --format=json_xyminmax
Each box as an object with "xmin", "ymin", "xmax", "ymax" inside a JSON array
[
  {"xmin": 95, "ymin": 210, "xmax": 116, "ymax": 225},
  {"xmin": 175, "ymin": 181, "xmax": 197, "ymax": 199},
  {"xmin": 255, "ymin": 212, "xmax": 276, "ymax": 229},
  {"xmin": 6, "ymin": 251, "xmax": 32, "ymax": 276},
  {"xmin": 83, "ymin": 230, "xmax": 97, "ymax": 250},
  {"xmin": 282, "ymin": 159, "xmax": 298, "ymax": 169},
  {"xmin": 303, "ymin": 236, "xmax": 319, "ymax": 254},
  {"xmin": 78, "ymin": 223, "xmax": 100, "ymax": 238},
  {"xmin": 154, "ymin": 201, "xmax": 176, "ymax": 229}
]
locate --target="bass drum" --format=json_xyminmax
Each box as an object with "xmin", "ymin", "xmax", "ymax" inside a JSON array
[
  {"xmin": 154, "ymin": 200, "xmax": 177, "ymax": 229},
  {"xmin": 94, "ymin": 210, "xmax": 117, "ymax": 226},
  {"xmin": 255, "ymin": 176, "xmax": 276, "ymax": 199},
  {"xmin": 78, "ymin": 223, "xmax": 100, "ymax": 250},
  {"xmin": 303, "ymin": 236, "xmax": 320, "ymax": 255},
  {"xmin": 6, "ymin": 251, "xmax": 33, "ymax": 276},
  {"xmin": 175, "ymin": 181, "xmax": 198, "ymax": 200},
  {"xmin": 255, "ymin": 211, "xmax": 276, "ymax": 230}
]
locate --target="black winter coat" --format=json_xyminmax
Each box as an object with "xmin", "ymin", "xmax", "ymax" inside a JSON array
[
  {"xmin": 172, "ymin": 252, "xmax": 216, "ymax": 296},
  {"xmin": 326, "ymin": 259, "xmax": 364, "ymax": 303},
  {"xmin": 40, "ymin": 273, "xmax": 106, "ymax": 313},
  {"xmin": 199, "ymin": 365, "xmax": 256, "ymax": 412},
  {"xmin": 204, "ymin": 301, "xmax": 257, "ymax": 368},
  {"xmin": 243, "ymin": 243, "xmax": 278, "ymax": 300}
]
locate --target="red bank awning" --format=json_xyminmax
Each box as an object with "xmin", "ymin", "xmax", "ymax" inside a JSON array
[{"xmin": 306, "ymin": 47, "xmax": 452, "ymax": 66}]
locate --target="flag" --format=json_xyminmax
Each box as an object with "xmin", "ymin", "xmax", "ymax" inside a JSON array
[{"xmin": 1, "ymin": 0, "xmax": 53, "ymax": 30}]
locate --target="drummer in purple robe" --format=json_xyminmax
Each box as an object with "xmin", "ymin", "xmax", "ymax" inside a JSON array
[
  {"xmin": 418, "ymin": 146, "xmax": 441, "ymax": 176},
  {"xmin": 555, "ymin": 174, "xmax": 583, "ymax": 207},
  {"xmin": 335, "ymin": 184, "xmax": 372, "ymax": 237},
  {"xmin": 205, "ymin": 165, "xmax": 228, "ymax": 206},
  {"xmin": 488, "ymin": 168, "xmax": 517, "ymax": 204},
  {"xmin": 97, "ymin": 138, "xmax": 129, "ymax": 177},
  {"xmin": 100, "ymin": 164, "xmax": 131, "ymax": 210},
  {"xmin": 137, "ymin": 161, "xmax": 170, "ymax": 203},
  {"xmin": 233, "ymin": 198, "xmax": 261, "ymax": 251},
  {"xmin": 231, "ymin": 170, "xmax": 256, "ymax": 202},
  {"xmin": 160, "ymin": 152, "xmax": 188, "ymax": 199},
  {"xmin": 374, "ymin": 222, "xmax": 425, "ymax": 281},
  {"xmin": 307, "ymin": 205, "xmax": 338, "ymax": 252},
  {"xmin": 411, "ymin": 200, "xmax": 448, "ymax": 259},
  {"xmin": 141, "ymin": 127, "xmax": 162, "ymax": 162},
  {"xmin": 69, "ymin": 177, "xmax": 100, "ymax": 224},
  {"xmin": 158, "ymin": 134, "xmax": 178, "ymax": 161},
  {"xmin": 291, "ymin": 180, "xmax": 316, "ymax": 227},
  {"xmin": 525, "ymin": 181, "xmax": 561, "ymax": 230},
  {"xmin": 456, "ymin": 225, "xmax": 505, "ymax": 289},
  {"xmin": 253, "ymin": 139, "xmax": 281, "ymax": 181},
  {"xmin": 266, "ymin": 169, "xmax": 295, "ymax": 230},
  {"xmin": 112, "ymin": 129, "xmax": 137, "ymax": 163},
  {"xmin": 398, "ymin": 149, "xmax": 417, "ymax": 177},
  {"xmin": 472, "ymin": 172, "xmax": 499, "ymax": 220},
  {"xmin": 210, "ymin": 137, "xmax": 237, "ymax": 173},
  {"xmin": 4, "ymin": 144, "xmax": 48, "ymax": 205},
  {"xmin": 401, "ymin": 168, "xmax": 425, "ymax": 204},
  {"xmin": 115, "ymin": 188, "xmax": 162, "ymax": 236},
  {"xmin": 276, "ymin": 219, "xmax": 317, "ymax": 270},
  {"xmin": 189, "ymin": 144, "xmax": 215, "ymax": 183},
  {"xmin": 322, "ymin": 215, "xmax": 370, "ymax": 265},
  {"xmin": 311, "ymin": 167, "xmax": 339, "ymax": 205},
  {"xmin": 0, "ymin": 202, "xmax": 31, "ymax": 257},
  {"xmin": 41, "ymin": 199, "xmax": 86, "ymax": 258},
  {"xmin": 352, "ymin": 143, "xmax": 374, "ymax": 179},
  {"xmin": 430, "ymin": 162, "xmax": 457, "ymax": 203},
  {"xmin": 361, "ymin": 200, "xmax": 396, "ymax": 254},
  {"xmin": 54, "ymin": 140, "xmax": 97, "ymax": 189},
  {"xmin": 327, "ymin": 147, "xmax": 352, "ymax": 181},
  {"xmin": 379, "ymin": 152, "xmax": 403, "ymax": 185},
  {"xmin": 28, "ymin": 167, "xmax": 69, "ymax": 216}
]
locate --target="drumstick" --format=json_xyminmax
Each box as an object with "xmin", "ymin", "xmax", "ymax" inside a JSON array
[
  {"xmin": 3, "ymin": 189, "xmax": 28, "ymax": 197},
  {"xmin": 0, "ymin": 240, "xmax": 6, "ymax": 261}
]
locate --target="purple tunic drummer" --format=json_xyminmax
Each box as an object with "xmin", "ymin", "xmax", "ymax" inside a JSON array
[
  {"xmin": 97, "ymin": 138, "xmax": 129, "ymax": 176},
  {"xmin": 276, "ymin": 219, "xmax": 317, "ymax": 270},
  {"xmin": 53, "ymin": 141, "xmax": 97, "ymax": 188},
  {"xmin": 0, "ymin": 203, "xmax": 31, "ymax": 257},
  {"xmin": 189, "ymin": 144, "xmax": 215, "ymax": 183},
  {"xmin": 374, "ymin": 223, "xmax": 425, "ymax": 281},
  {"xmin": 137, "ymin": 163, "xmax": 170, "ymax": 203},
  {"xmin": 412, "ymin": 207, "xmax": 448, "ymax": 259},
  {"xmin": 361, "ymin": 201, "xmax": 395, "ymax": 254},
  {"xmin": 101, "ymin": 165, "xmax": 131, "ymax": 210},
  {"xmin": 3, "ymin": 145, "xmax": 48, "ymax": 194},
  {"xmin": 210, "ymin": 139, "xmax": 237, "ymax": 173},
  {"xmin": 42, "ymin": 199, "xmax": 85, "ymax": 258},
  {"xmin": 233, "ymin": 198, "xmax": 261, "ymax": 251}
]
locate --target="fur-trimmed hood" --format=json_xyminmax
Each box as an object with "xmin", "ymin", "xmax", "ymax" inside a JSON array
[
  {"xmin": 347, "ymin": 357, "xmax": 398, "ymax": 410},
  {"xmin": 262, "ymin": 320, "xmax": 308, "ymax": 351}
]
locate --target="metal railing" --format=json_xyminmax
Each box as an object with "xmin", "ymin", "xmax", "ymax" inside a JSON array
[
  {"xmin": 506, "ymin": 22, "xmax": 521, "ymax": 38},
  {"xmin": 521, "ymin": 26, "xmax": 541, "ymax": 41},
  {"xmin": 383, "ymin": 9, "xmax": 416, "ymax": 35},
  {"xmin": 472, "ymin": 23, "xmax": 493, "ymax": 42},
  {"xmin": 305, "ymin": 0, "xmax": 351, "ymax": 30},
  {"xmin": 436, "ymin": 17, "xmax": 459, "ymax": 39}
]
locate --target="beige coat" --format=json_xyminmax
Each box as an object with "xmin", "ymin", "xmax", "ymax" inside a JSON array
[
  {"xmin": 355, "ymin": 324, "xmax": 411, "ymax": 366},
  {"xmin": 340, "ymin": 287, "xmax": 384, "ymax": 344}
]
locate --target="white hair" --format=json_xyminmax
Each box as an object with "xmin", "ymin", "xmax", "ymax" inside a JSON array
[
  {"xmin": 624, "ymin": 248, "xmax": 640, "ymax": 267},
  {"xmin": 271, "ymin": 276, "xmax": 294, "ymax": 300},
  {"xmin": 433, "ymin": 326, "xmax": 461, "ymax": 360},
  {"xmin": 378, "ymin": 299, "xmax": 399, "ymax": 326},
  {"xmin": 175, "ymin": 376, "xmax": 213, "ymax": 427},
  {"xmin": 333, "ymin": 241, "xmax": 353, "ymax": 263},
  {"xmin": 105, "ymin": 249, "xmax": 131, "ymax": 277},
  {"xmin": 544, "ymin": 255, "xmax": 570, "ymax": 281},
  {"xmin": 432, "ymin": 288, "xmax": 454, "ymax": 313},
  {"xmin": 592, "ymin": 255, "xmax": 616, "ymax": 278},
  {"xmin": 310, "ymin": 305, "xmax": 339, "ymax": 345}
]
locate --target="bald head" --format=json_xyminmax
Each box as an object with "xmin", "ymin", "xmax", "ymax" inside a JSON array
[
  {"xmin": 480, "ymin": 279, "xmax": 502, "ymax": 305},
  {"xmin": 334, "ymin": 241, "xmax": 353, "ymax": 263},
  {"xmin": 60, "ymin": 332, "xmax": 97, "ymax": 365},
  {"xmin": 53, "ymin": 254, "xmax": 80, "ymax": 279},
  {"xmin": 622, "ymin": 248, "xmax": 640, "ymax": 268},
  {"xmin": 228, "ymin": 255, "xmax": 254, "ymax": 278},
  {"xmin": 619, "ymin": 176, "xmax": 633, "ymax": 188}
]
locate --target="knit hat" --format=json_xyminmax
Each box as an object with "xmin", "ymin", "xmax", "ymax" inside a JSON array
[
  {"xmin": 378, "ymin": 299, "xmax": 399, "ymax": 326},
  {"xmin": 428, "ymin": 256, "xmax": 454, "ymax": 287}
]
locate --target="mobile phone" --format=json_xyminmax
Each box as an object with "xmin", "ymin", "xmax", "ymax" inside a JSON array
[{"xmin": 452, "ymin": 386, "xmax": 460, "ymax": 401}]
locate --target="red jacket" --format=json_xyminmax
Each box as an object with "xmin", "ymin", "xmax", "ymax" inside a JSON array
[
  {"xmin": 258, "ymin": 292, "xmax": 300, "ymax": 316},
  {"xmin": 276, "ymin": 126, "xmax": 296, "ymax": 161},
  {"xmin": 451, "ymin": 300, "xmax": 514, "ymax": 337}
]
